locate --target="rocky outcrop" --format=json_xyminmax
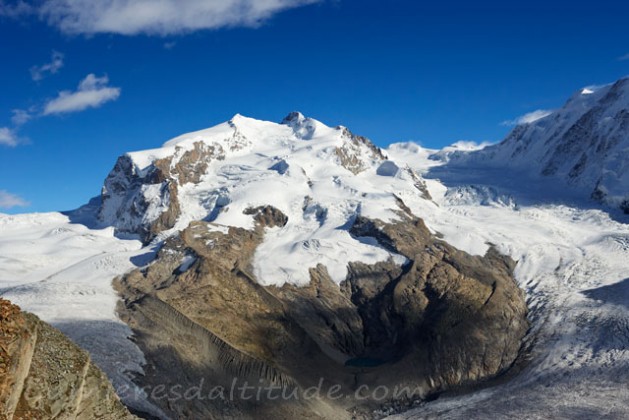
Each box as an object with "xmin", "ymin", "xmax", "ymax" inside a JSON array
[
  {"xmin": 334, "ymin": 127, "xmax": 387, "ymax": 175},
  {"xmin": 114, "ymin": 201, "xmax": 528, "ymax": 419},
  {"xmin": 99, "ymin": 139, "xmax": 228, "ymax": 243},
  {"xmin": 0, "ymin": 299, "xmax": 136, "ymax": 420}
]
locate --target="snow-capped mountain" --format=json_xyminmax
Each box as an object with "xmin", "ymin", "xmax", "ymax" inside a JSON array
[
  {"xmin": 448, "ymin": 77, "xmax": 629, "ymax": 212},
  {"xmin": 1, "ymin": 79, "xmax": 628, "ymax": 420},
  {"xmin": 99, "ymin": 112, "xmax": 429, "ymax": 285},
  {"xmin": 103, "ymin": 113, "xmax": 527, "ymax": 419}
]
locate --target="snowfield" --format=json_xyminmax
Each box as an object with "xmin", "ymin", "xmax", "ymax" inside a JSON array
[{"xmin": 0, "ymin": 211, "xmax": 167, "ymax": 418}]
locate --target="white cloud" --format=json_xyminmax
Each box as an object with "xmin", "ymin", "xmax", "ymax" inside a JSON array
[
  {"xmin": 11, "ymin": 109, "xmax": 33, "ymax": 126},
  {"xmin": 43, "ymin": 74, "xmax": 121, "ymax": 115},
  {"xmin": 501, "ymin": 109, "xmax": 553, "ymax": 126},
  {"xmin": 619, "ymin": 53, "xmax": 629, "ymax": 61},
  {"xmin": 30, "ymin": 50, "xmax": 64, "ymax": 81},
  {"xmin": 0, "ymin": 127, "xmax": 19, "ymax": 147},
  {"xmin": 38, "ymin": 0, "xmax": 319, "ymax": 35},
  {"xmin": 0, "ymin": 0, "xmax": 33, "ymax": 18},
  {"xmin": 1, "ymin": 75, "xmax": 117, "ymax": 145},
  {"xmin": 0, "ymin": 190, "xmax": 29, "ymax": 209},
  {"xmin": 447, "ymin": 140, "xmax": 494, "ymax": 151}
]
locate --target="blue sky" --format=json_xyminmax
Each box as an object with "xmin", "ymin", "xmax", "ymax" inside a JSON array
[{"xmin": 1, "ymin": 0, "xmax": 628, "ymax": 213}]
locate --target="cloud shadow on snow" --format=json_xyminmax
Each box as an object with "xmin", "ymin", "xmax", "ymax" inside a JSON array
[{"xmin": 582, "ymin": 278, "xmax": 629, "ymax": 310}]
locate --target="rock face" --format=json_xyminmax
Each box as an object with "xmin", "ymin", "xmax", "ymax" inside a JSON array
[
  {"xmin": 0, "ymin": 299, "xmax": 136, "ymax": 420},
  {"xmin": 449, "ymin": 77, "xmax": 629, "ymax": 212},
  {"xmin": 114, "ymin": 200, "xmax": 528, "ymax": 419},
  {"xmin": 99, "ymin": 142, "xmax": 224, "ymax": 243}
]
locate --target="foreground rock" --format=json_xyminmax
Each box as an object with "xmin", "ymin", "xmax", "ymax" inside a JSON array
[
  {"xmin": 0, "ymin": 299, "xmax": 136, "ymax": 420},
  {"xmin": 115, "ymin": 201, "xmax": 528, "ymax": 419}
]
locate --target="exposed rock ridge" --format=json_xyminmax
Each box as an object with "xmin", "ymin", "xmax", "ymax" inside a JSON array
[
  {"xmin": 335, "ymin": 127, "xmax": 387, "ymax": 175},
  {"xmin": 0, "ymin": 299, "xmax": 136, "ymax": 420}
]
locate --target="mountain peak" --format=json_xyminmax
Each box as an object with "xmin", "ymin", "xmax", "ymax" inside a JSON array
[
  {"xmin": 229, "ymin": 112, "xmax": 246, "ymax": 122},
  {"xmin": 228, "ymin": 113, "xmax": 263, "ymax": 126},
  {"xmin": 281, "ymin": 111, "xmax": 306, "ymax": 125},
  {"xmin": 280, "ymin": 111, "xmax": 332, "ymax": 140}
]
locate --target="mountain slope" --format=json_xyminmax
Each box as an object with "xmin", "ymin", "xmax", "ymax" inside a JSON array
[{"xmin": 447, "ymin": 77, "xmax": 629, "ymax": 212}]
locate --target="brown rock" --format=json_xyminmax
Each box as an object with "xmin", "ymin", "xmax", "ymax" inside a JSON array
[
  {"xmin": 0, "ymin": 299, "xmax": 136, "ymax": 420},
  {"xmin": 114, "ymin": 202, "xmax": 528, "ymax": 419}
]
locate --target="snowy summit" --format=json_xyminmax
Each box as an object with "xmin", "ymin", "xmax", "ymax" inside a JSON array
[{"xmin": 99, "ymin": 112, "xmax": 427, "ymax": 285}]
